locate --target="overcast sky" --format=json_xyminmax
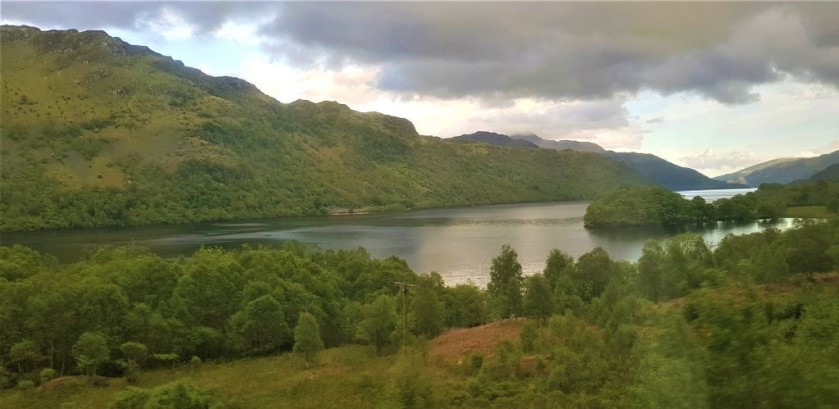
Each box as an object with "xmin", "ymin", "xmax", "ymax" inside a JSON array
[{"xmin": 4, "ymin": 1, "xmax": 839, "ymax": 176}]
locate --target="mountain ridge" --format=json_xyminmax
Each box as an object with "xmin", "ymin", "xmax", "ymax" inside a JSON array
[
  {"xmin": 714, "ymin": 151, "xmax": 839, "ymax": 186},
  {"xmin": 451, "ymin": 131, "xmax": 538, "ymax": 148},
  {"xmin": 0, "ymin": 25, "xmax": 652, "ymax": 231},
  {"xmin": 453, "ymin": 131, "xmax": 744, "ymax": 190}
]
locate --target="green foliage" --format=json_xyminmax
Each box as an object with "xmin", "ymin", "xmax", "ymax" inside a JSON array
[
  {"xmin": 229, "ymin": 295, "xmax": 290, "ymax": 355},
  {"xmin": 39, "ymin": 367, "xmax": 56, "ymax": 383},
  {"xmin": 543, "ymin": 249, "xmax": 573, "ymax": 291},
  {"xmin": 523, "ymin": 274, "xmax": 553, "ymax": 321},
  {"xmin": 110, "ymin": 381, "xmax": 224, "ymax": 409},
  {"xmin": 119, "ymin": 342, "xmax": 148, "ymax": 366},
  {"xmin": 586, "ymin": 182, "xmax": 839, "ymax": 228},
  {"xmin": 293, "ymin": 312, "xmax": 324, "ymax": 365},
  {"xmin": 519, "ymin": 321, "xmax": 538, "ymax": 353},
  {"xmin": 488, "ymin": 245, "xmax": 524, "ymax": 319},
  {"xmin": 16, "ymin": 379, "xmax": 34, "ymax": 391},
  {"xmin": 2, "ymin": 221, "xmax": 839, "ymax": 408},
  {"xmin": 72, "ymin": 332, "xmax": 110, "ymax": 376},
  {"xmin": 378, "ymin": 356, "xmax": 436, "ymax": 409},
  {"xmin": 442, "ymin": 283, "xmax": 489, "ymax": 328},
  {"xmin": 585, "ymin": 187, "xmax": 712, "ymax": 227},
  {"xmin": 357, "ymin": 294, "xmax": 397, "ymax": 353},
  {"xmin": 410, "ymin": 275, "xmax": 445, "ymax": 338},
  {"xmin": 8, "ymin": 340, "xmax": 41, "ymax": 373},
  {"xmin": 571, "ymin": 247, "xmax": 617, "ymax": 301},
  {"xmin": 0, "ymin": 26, "xmax": 650, "ymax": 233}
]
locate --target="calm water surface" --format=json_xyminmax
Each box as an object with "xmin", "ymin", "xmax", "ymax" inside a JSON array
[{"xmin": 1, "ymin": 188, "xmax": 792, "ymax": 286}]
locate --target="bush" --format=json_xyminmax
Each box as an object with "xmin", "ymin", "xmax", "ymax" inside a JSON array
[
  {"xmin": 110, "ymin": 381, "xmax": 223, "ymax": 409},
  {"xmin": 17, "ymin": 379, "xmax": 35, "ymax": 391},
  {"xmin": 39, "ymin": 368, "xmax": 57, "ymax": 383}
]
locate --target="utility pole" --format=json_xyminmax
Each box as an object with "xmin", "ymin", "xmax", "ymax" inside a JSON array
[{"xmin": 394, "ymin": 281, "xmax": 415, "ymax": 355}]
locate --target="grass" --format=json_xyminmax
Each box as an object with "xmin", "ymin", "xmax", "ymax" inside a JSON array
[
  {"xmin": 784, "ymin": 205, "xmax": 836, "ymax": 219},
  {"xmin": 0, "ymin": 346, "xmax": 397, "ymax": 409},
  {"xmin": 0, "ymin": 320, "xmax": 529, "ymax": 409}
]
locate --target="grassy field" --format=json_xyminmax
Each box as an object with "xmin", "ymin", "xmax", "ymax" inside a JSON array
[{"xmin": 0, "ymin": 321, "xmax": 525, "ymax": 409}]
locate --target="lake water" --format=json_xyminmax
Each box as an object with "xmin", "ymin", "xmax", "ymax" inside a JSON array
[{"xmin": 1, "ymin": 188, "xmax": 792, "ymax": 286}]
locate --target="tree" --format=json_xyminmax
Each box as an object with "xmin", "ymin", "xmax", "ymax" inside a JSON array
[
  {"xmin": 488, "ymin": 245, "xmax": 524, "ymax": 318},
  {"xmin": 72, "ymin": 332, "xmax": 109, "ymax": 376},
  {"xmin": 229, "ymin": 295, "xmax": 290, "ymax": 355},
  {"xmin": 573, "ymin": 247, "xmax": 615, "ymax": 301},
  {"xmin": 543, "ymin": 249, "xmax": 573, "ymax": 291},
  {"xmin": 8, "ymin": 340, "xmax": 42, "ymax": 373},
  {"xmin": 357, "ymin": 294, "xmax": 396, "ymax": 353},
  {"xmin": 411, "ymin": 277, "xmax": 444, "ymax": 338},
  {"xmin": 523, "ymin": 274, "xmax": 554, "ymax": 322},
  {"xmin": 293, "ymin": 312, "xmax": 324, "ymax": 366},
  {"xmin": 120, "ymin": 341, "xmax": 148, "ymax": 383},
  {"xmin": 638, "ymin": 242, "xmax": 667, "ymax": 301},
  {"xmin": 443, "ymin": 283, "xmax": 489, "ymax": 328}
]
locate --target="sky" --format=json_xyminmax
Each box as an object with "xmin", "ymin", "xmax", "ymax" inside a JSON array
[{"xmin": 3, "ymin": 1, "xmax": 839, "ymax": 177}]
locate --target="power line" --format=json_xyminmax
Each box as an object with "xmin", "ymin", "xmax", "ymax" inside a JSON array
[{"xmin": 394, "ymin": 281, "xmax": 416, "ymax": 355}]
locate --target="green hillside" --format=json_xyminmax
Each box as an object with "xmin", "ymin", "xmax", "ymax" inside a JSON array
[
  {"xmin": 715, "ymin": 151, "xmax": 839, "ymax": 186},
  {"xmin": 809, "ymin": 163, "xmax": 839, "ymax": 181},
  {"xmin": 0, "ymin": 25, "xmax": 651, "ymax": 231}
]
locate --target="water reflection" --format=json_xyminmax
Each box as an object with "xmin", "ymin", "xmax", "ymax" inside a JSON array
[{"xmin": 0, "ymin": 193, "xmax": 796, "ymax": 287}]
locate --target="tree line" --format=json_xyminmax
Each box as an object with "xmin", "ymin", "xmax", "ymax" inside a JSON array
[
  {"xmin": 584, "ymin": 181, "xmax": 839, "ymax": 228},
  {"xmin": 2, "ymin": 220, "xmax": 839, "ymax": 408}
]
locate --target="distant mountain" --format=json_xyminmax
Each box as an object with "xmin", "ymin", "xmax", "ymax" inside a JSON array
[
  {"xmin": 510, "ymin": 133, "xmax": 605, "ymax": 153},
  {"xmin": 809, "ymin": 163, "xmax": 839, "ymax": 181},
  {"xmin": 454, "ymin": 131, "xmax": 742, "ymax": 191},
  {"xmin": 714, "ymin": 151, "xmax": 839, "ymax": 186},
  {"xmin": 0, "ymin": 25, "xmax": 652, "ymax": 231},
  {"xmin": 605, "ymin": 152, "xmax": 745, "ymax": 191},
  {"xmin": 451, "ymin": 131, "xmax": 539, "ymax": 148}
]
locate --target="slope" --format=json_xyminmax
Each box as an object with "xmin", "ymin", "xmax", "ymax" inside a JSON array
[
  {"xmin": 451, "ymin": 131, "xmax": 538, "ymax": 148},
  {"xmin": 511, "ymin": 132, "xmax": 605, "ymax": 153},
  {"xmin": 809, "ymin": 163, "xmax": 839, "ymax": 181},
  {"xmin": 605, "ymin": 151, "xmax": 745, "ymax": 190},
  {"xmin": 0, "ymin": 25, "xmax": 651, "ymax": 231},
  {"xmin": 461, "ymin": 132, "xmax": 742, "ymax": 190},
  {"xmin": 715, "ymin": 151, "xmax": 839, "ymax": 186}
]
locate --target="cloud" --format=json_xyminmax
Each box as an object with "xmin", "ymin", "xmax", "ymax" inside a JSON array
[
  {"xmin": 259, "ymin": 3, "xmax": 839, "ymax": 104},
  {"xmin": 5, "ymin": 2, "xmax": 838, "ymax": 105},
  {"xmin": 646, "ymin": 117, "xmax": 665, "ymax": 124},
  {"xmin": 1, "ymin": 1, "xmax": 272, "ymax": 36},
  {"xmin": 432, "ymin": 98, "xmax": 645, "ymax": 150},
  {"xmin": 678, "ymin": 149, "xmax": 765, "ymax": 176}
]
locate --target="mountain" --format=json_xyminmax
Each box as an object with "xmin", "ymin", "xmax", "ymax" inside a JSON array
[
  {"xmin": 715, "ymin": 151, "xmax": 839, "ymax": 186},
  {"xmin": 451, "ymin": 131, "xmax": 538, "ymax": 148},
  {"xmin": 809, "ymin": 163, "xmax": 839, "ymax": 181},
  {"xmin": 0, "ymin": 25, "xmax": 652, "ymax": 231},
  {"xmin": 605, "ymin": 152, "xmax": 746, "ymax": 191},
  {"xmin": 456, "ymin": 131, "xmax": 742, "ymax": 190},
  {"xmin": 510, "ymin": 133, "xmax": 606, "ymax": 153},
  {"xmin": 713, "ymin": 158, "xmax": 797, "ymax": 186}
]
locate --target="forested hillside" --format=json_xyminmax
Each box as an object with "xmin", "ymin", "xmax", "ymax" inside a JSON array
[{"xmin": 0, "ymin": 25, "xmax": 650, "ymax": 231}]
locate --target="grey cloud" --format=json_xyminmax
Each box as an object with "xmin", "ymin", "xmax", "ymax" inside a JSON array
[
  {"xmin": 1, "ymin": 1, "xmax": 272, "ymax": 34},
  {"xmin": 261, "ymin": 2, "xmax": 839, "ymax": 104},
  {"xmin": 4, "ymin": 2, "xmax": 838, "ymax": 105}
]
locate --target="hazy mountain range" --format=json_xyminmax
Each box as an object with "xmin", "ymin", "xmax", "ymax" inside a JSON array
[
  {"xmin": 714, "ymin": 151, "xmax": 839, "ymax": 186},
  {"xmin": 455, "ymin": 132, "xmax": 744, "ymax": 190}
]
